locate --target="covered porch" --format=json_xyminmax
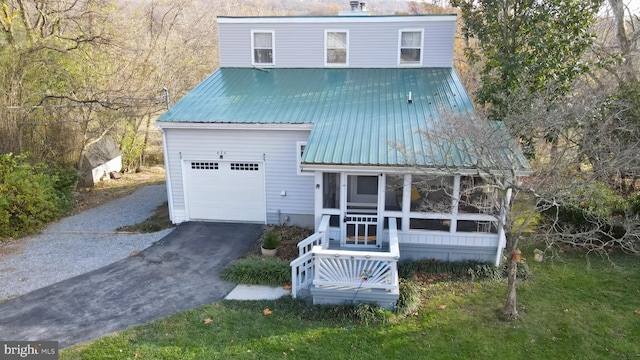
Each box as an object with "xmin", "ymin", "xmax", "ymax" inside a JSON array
[{"xmin": 290, "ymin": 171, "xmax": 507, "ymax": 307}]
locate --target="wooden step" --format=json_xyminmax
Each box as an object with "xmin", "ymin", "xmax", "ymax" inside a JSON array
[{"xmin": 310, "ymin": 285, "xmax": 399, "ymax": 310}]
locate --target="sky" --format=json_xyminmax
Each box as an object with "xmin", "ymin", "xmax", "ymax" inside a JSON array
[{"xmin": 622, "ymin": 0, "xmax": 640, "ymax": 12}]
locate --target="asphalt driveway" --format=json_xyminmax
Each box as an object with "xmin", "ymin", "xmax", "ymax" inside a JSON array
[{"xmin": 0, "ymin": 221, "xmax": 263, "ymax": 348}]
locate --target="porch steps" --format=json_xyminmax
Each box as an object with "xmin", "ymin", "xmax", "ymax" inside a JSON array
[{"xmin": 310, "ymin": 285, "xmax": 399, "ymax": 310}]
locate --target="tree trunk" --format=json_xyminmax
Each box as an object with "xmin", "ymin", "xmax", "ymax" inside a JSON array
[
  {"xmin": 607, "ymin": 0, "xmax": 637, "ymax": 84},
  {"xmin": 502, "ymin": 256, "xmax": 519, "ymax": 320},
  {"xmin": 501, "ymin": 188, "xmax": 519, "ymax": 320}
]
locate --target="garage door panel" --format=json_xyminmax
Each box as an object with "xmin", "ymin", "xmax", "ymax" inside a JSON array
[{"xmin": 185, "ymin": 160, "xmax": 265, "ymax": 222}]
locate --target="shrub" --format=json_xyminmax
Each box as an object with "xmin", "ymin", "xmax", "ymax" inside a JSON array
[
  {"xmin": 396, "ymin": 278, "xmax": 421, "ymax": 315},
  {"xmin": 120, "ymin": 122, "xmax": 145, "ymax": 172},
  {"xmin": 544, "ymin": 182, "xmax": 635, "ymax": 226},
  {"xmin": 398, "ymin": 258, "xmax": 530, "ymax": 282},
  {"xmin": 398, "ymin": 259, "xmax": 499, "ymax": 280},
  {"xmin": 0, "ymin": 153, "xmax": 77, "ymax": 238},
  {"xmin": 540, "ymin": 182, "xmax": 640, "ymax": 246},
  {"xmin": 221, "ymin": 256, "xmax": 290, "ymax": 286},
  {"xmin": 262, "ymin": 230, "xmax": 281, "ymax": 249},
  {"xmin": 48, "ymin": 166, "xmax": 79, "ymax": 214}
]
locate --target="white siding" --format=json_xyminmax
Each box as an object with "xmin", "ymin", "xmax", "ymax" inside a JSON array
[
  {"xmin": 398, "ymin": 231, "xmax": 499, "ymax": 248},
  {"xmin": 423, "ymin": 22, "xmax": 455, "ymax": 67},
  {"xmin": 218, "ymin": 17, "xmax": 455, "ymax": 68},
  {"xmin": 163, "ymin": 128, "xmax": 314, "ymax": 224}
]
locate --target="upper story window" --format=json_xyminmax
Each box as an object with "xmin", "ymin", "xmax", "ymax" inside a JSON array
[
  {"xmin": 297, "ymin": 141, "xmax": 313, "ymax": 176},
  {"xmin": 252, "ymin": 30, "xmax": 274, "ymax": 65},
  {"xmin": 325, "ymin": 30, "xmax": 348, "ymax": 66},
  {"xmin": 398, "ymin": 29, "xmax": 423, "ymax": 66}
]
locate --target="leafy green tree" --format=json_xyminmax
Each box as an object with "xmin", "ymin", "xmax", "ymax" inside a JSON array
[
  {"xmin": 451, "ymin": 0, "xmax": 602, "ymax": 119},
  {"xmin": 449, "ymin": 0, "xmax": 604, "ymax": 319}
]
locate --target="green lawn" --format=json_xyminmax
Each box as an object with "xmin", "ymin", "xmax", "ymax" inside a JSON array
[{"xmin": 61, "ymin": 251, "xmax": 640, "ymax": 360}]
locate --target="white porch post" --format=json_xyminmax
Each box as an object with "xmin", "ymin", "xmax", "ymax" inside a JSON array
[
  {"xmin": 401, "ymin": 174, "xmax": 411, "ymax": 232},
  {"xmin": 377, "ymin": 174, "xmax": 386, "ymax": 239},
  {"xmin": 451, "ymin": 175, "xmax": 460, "ymax": 233},
  {"xmin": 339, "ymin": 172, "xmax": 347, "ymax": 215},
  {"xmin": 314, "ymin": 171, "xmax": 323, "ymax": 231},
  {"xmin": 339, "ymin": 172, "xmax": 348, "ymax": 242}
]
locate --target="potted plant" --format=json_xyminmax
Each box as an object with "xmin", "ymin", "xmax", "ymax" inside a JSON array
[{"xmin": 261, "ymin": 229, "xmax": 280, "ymax": 256}]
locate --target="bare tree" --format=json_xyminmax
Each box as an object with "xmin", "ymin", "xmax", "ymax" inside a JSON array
[
  {"xmin": 392, "ymin": 85, "xmax": 639, "ymax": 319},
  {"xmin": 391, "ymin": 109, "xmax": 532, "ymax": 319},
  {"xmin": 600, "ymin": 0, "xmax": 640, "ymax": 85}
]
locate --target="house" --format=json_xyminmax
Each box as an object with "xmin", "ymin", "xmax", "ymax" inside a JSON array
[{"xmin": 156, "ymin": 5, "xmax": 530, "ymax": 308}]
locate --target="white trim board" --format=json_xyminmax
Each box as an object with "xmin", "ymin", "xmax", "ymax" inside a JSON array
[
  {"xmin": 217, "ymin": 15, "xmax": 457, "ymax": 24},
  {"xmin": 156, "ymin": 122, "xmax": 313, "ymax": 131}
]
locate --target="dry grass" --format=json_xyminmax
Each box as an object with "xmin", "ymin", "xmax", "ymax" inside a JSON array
[
  {"xmin": 0, "ymin": 238, "xmax": 21, "ymax": 259},
  {"xmin": 73, "ymin": 166, "xmax": 166, "ymax": 213}
]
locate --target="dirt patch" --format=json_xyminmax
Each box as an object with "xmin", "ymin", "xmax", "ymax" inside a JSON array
[
  {"xmin": 0, "ymin": 238, "xmax": 21, "ymax": 259},
  {"xmin": 74, "ymin": 166, "xmax": 166, "ymax": 213},
  {"xmin": 242, "ymin": 225, "xmax": 314, "ymax": 261},
  {"xmin": 117, "ymin": 202, "xmax": 172, "ymax": 233}
]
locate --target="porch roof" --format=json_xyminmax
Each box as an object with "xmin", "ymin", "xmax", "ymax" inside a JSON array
[{"xmin": 158, "ymin": 67, "xmax": 530, "ymax": 171}]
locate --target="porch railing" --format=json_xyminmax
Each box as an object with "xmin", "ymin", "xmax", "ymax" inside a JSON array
[
  {"xmin": 343, "ymin": 213, "xmax": 379, "ymax": 247},
  {"xmin": 312, "ymin": 218, "xmax": 399, "ymax": 292},
  {"xmin": 290, "ymin": 217, "xmax": 400, "ymax": 298},
  {"xmin": 297, "ymin": 215, "xmax": 330, "ymax": 256},
  {"xmin": 290, "ymin": 251, "xmax": 314, "ymax": 299},
  {"xmin": 291, "ymin": 215, "xmax": 330, "ymax": 298}
]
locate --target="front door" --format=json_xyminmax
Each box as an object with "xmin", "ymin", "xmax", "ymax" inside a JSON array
[{"xmin": 342, "ymin": 175, "xmax": 380, "ymax": 248}]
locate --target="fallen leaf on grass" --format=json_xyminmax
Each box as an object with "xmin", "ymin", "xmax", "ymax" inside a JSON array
[
  {"xmin": 437, "ymin": 304, "xmax": 447, "ymax": 310},
  {"xmin": 634, "ymin": 310, "xmax": 640, "ymax": 315},
  {"xmin": 263, "ymin": 308, "xmax": 273, "ymax": 315},
  {"xmin": 203, "ymin": 318, "xmax": 213, "ymax": 324}
]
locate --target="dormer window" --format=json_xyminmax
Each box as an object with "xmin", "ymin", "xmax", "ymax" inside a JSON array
[
  {"xmin": 252, "ymin": 30, "xmax": 274, "ymax": 65},
  {"xmin": 399, "ymin": 29, "xmax": 423, "ymax": 66},
  {"xmin": 325, "ymin": 30, "xmax": 348, "ymax": 66}
]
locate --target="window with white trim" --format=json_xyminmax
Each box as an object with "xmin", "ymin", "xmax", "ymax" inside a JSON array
[
  {"xmin": 231, "ymin": 162, "xmax": 260, "ymax": 171},
  {"xmin": 325, "ymin": 30, "xmax": 348, "ymax": 66},
  {"xmin": 399, "ymin": 29, "xmax": 423, "ymax": 65},
  {"xmin": 191, "ymin": 162, "xmax": 218, "ymax": 170},
  {"xmin": 252, "ymin": 30, "xmax": 274, "ymax": 65},
  {"xmin": 297, "ymin": 141, "xmax": 313, "ymax": 176}
]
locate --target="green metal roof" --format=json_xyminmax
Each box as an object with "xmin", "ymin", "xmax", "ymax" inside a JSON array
[{"xmin": 158, "ymin": 68, "xmax": 529, "ymax": 170}]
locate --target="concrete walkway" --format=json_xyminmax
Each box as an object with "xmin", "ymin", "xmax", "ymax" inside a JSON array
[{"xmin": 0, "ymin": 222, "xmax": 262, "ymax": 348}]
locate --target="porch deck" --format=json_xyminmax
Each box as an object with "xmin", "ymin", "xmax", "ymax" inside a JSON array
[
  {"xmin": 290, "ymin": 214, "xmax": 503, "ymax": 310},
  {"xmin": 290, "ymin": 216, "xmax": 401, "ymax": 310},
  {"xmin": 325, "ymin": 241, "xmax": 390, "ymax": 252}
]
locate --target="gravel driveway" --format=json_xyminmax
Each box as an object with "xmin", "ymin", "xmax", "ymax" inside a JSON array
[{"xmin": 0, "ymin": 184, "xmax": 173, "ymax": 300}]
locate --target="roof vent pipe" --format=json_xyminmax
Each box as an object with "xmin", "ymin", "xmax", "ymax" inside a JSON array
[
  {"xmin": 350, "ymin": 0, "xmax": 359, "ymax": 11},
  {"xmin": 359, "ymin": 1, "xmax": 367, "ymax": 11},
  {"xmin": 407, "ymin": 91, "xmax": 413, "ymax": 104}
]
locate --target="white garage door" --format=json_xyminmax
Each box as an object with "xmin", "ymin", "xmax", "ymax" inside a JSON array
[{"xmin": 184, "ymin": 160, "xmax": 265, "ymax": 222}]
